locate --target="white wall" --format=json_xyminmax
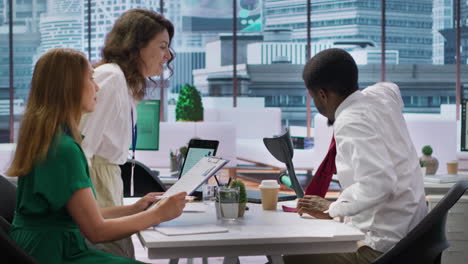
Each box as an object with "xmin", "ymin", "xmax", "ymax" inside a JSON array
[
  {"xmin": 206, "ymin": 40, "xmax": 221, "ymax": 69},
  {"xmin": 167, "ymin": 97, "xmax": 266, "ymax": 122}
]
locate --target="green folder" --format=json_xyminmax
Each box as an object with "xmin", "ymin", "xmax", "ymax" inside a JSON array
[{"xmin": 134, "ymin": 100, "xmax": 160, "ymax": 150}]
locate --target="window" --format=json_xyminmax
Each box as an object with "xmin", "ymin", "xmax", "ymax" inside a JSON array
[{"xmin": 1, "ymin": 0, "xmax": 463, "ymax": 142}]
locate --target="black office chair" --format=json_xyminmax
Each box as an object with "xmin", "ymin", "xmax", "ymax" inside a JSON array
[
  {"xmin": 263, "ymin": 129, "xmax": 304, "ymax": 198},
  {"xmin": 0, "ymin": 216, "xmax": 37, "ymax": 263},
  {"xmin": 0, "ymin": 175, "xmax": 17, "ymax": 223},
  {"xmin": 120, "ymin": 159, "xmax": 166, "ymax": 197},
  {"xmin": 372, "ymin": 181, "xmax": 468, "ymax": 264}
]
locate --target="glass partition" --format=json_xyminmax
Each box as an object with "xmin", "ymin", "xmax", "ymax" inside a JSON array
[{"xmin": 1, "ymin": 0, "xmax": 464, "ymax": 142}]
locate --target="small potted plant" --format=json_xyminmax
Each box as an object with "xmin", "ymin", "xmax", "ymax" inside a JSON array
[
  {"xmin": 420, "ymin": 145, "xmax": 438, "ymax": 175},
  {"xmin": 215, "ymin": 185, "xmax": 240, "ymax": 220},
  {"xmin": 419, "ymin": 159, "xmax": 426, "ymax": 176},
  {"xmin": 175, "ymin": 84, "xmax": 204, "ymax": 121},
  {"xmin": 229, "ymin": 179, "xmax": 247, "ymax": 217}
]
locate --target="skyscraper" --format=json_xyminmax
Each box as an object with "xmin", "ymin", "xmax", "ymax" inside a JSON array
[
  {"xmin": 2, "ymin": 0, "xmax": 46, "ymax": 28},
  {"xmin": 264, "ymin": 0, "xmax": 433, "ymax": 64},
  {"xmin": 83, "ymin": 0, "xmax": 160, "ymax": 61},
  {"xmin": 433, "ymin": 0, "xmax": 468, "ymax": 65},
  {"xmin": 38, "ymin": 0, "xmax": 83, "ymax": 54},
  {"xmin": 0, "ymin": 0, "xmax": 44, "ymax": 100},
  {"xmin": 432, "ymin": 0, "xmax": 454, "ymax": 64},
  {"xmin": 0, "ymin": 0, "xmax": 5, "ymax": 24}
]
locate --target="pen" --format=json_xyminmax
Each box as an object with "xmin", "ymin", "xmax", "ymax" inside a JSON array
[{"xmin": 213, "ymin": 175, "xmax": 221, "ymax": 186}]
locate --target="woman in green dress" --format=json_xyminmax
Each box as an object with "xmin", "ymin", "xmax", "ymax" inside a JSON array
[{"xmin": 6, "ymin": 48, "xmax": 187, "ymax": 264}]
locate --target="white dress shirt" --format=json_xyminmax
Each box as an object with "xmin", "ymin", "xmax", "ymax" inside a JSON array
[
  {"xmin": 328, "ymin": 82, "xmax": 428, "ymax": 253},
  {"xmin": 80, "ymin": 63, "xmax": 138, "ymax": 165}
]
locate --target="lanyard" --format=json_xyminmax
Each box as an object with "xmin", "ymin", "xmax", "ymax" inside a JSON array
[
  {"xmin": 130, "ymin": 108, "xmax": 137, "ymax": 196},
  {"xmin": 131, "ymin": 108, "xmax": 138, "ymax": 159}
]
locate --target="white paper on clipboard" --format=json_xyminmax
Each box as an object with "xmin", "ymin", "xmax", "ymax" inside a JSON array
[{"xmin": 149, "ymin": 156, "xmax": 228, "ymax": 210}]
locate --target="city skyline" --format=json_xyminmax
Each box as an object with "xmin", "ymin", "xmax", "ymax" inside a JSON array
[
  {"xmin": 1, "ymin": 0, "xmax": 457, "ymax": 65},
  {"xmin": 0, "ymin": 0, "xmax": 453, "ymax": 64}
]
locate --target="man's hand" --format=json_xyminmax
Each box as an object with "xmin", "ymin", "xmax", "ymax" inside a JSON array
[{"xmin": 297, "ymin": 195, "xmax": 332, "ymax": 219}]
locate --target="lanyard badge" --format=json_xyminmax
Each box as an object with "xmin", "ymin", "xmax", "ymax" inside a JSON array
[
  {"xmin": 131, "ymin": 108, "xmax": 137, "ymax": 196},
  {"xmin": 130, "ymin": 162, "xmax": 135, "ymax": 197}
]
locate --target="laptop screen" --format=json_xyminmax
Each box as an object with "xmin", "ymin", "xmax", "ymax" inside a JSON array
[
  {"xmin": 180, "ymin": 147, "xmax": 216, "ymax": 177},
  {"xmin": 179, "ymin": 139, "xmax": 219, "ymax": 179}
]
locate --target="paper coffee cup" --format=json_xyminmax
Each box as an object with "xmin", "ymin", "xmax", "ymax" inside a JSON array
[
  {"xmin": 447, "ymin": 161, "xmax": 458, "ymax": 175},
  {"xmin": 259, "ymin": 180, "xmax": 280, "ymax": 210}
]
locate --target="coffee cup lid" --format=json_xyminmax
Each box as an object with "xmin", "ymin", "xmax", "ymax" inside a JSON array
[{"xmin": 259, "ymin": 180, "xmax": 280, "ymax": 189}]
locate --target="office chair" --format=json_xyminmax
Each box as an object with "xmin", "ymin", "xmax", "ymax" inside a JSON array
[
  {"xmin": 372, "ymin": 181, "xmax": 468, "ymax": 264},
  {"xmin": 263, "ymin": 129, "xmax": 304, "ymax": 198},
  {"xmin": 120, "ymin": 159, "xmax": 166, "ymax": 197},
  {"xmin": 0, "ymin": 216, "xmax": 37, "ymax": 264},
  {"xmin": 0, "ymin": 175, "xmax": 16, "ymax": 223}
]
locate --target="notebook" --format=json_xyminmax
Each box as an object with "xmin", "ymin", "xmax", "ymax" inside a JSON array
[
  {"xmin": 155, "ymin": 224, "xmax": 228, "ymax": 236},
  {"xmin": 424, "ymin": 174, "xmax": 468, "ymax": 183}
]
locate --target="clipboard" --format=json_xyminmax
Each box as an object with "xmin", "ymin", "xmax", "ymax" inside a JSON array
[{"xmin": 148, "ymin": 156, "xmax": 229, "ymax": 210}]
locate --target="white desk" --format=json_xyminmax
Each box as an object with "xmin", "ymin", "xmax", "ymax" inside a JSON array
[
  {"xmin": 423, "ymin": 174, "xmax": 468, "ymax": 195},
  {"xmin": 424, "ymin": 182, "xmax": 455, "ymax": 195},
  {"xmin": 137, "ymin": 203, "xmax": 364, "ymax": 264}
]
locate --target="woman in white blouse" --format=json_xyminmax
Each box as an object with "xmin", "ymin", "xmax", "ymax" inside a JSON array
[{"xmin": 79, "ymin": 9, "xmax": 174, "ymax": 259}]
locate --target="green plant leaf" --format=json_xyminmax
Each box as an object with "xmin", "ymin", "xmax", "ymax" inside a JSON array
[
  {"xmin": 229, "ymin": 179, "xmax": 247, "ymax": 203},
  {"xmin": 422, "ymin": 145, "xmax": 433, "ymax": 156},
  {"xmin": 175, "ymin": 84, "xmax": 204, "ymax": 121}
]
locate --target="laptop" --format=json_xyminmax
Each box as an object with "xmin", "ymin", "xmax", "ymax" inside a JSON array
[
  {"xmin": 179, "ymin": 139, "xmax": 219, "ymax": 178},
  {"xmin": 246, "ymin": 189, "xmax": 296, "ymax": 203}
]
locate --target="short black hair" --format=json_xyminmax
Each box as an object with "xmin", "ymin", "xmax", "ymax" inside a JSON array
[{"xmin": 302, "ymin": 48, "xmax": 358, "ymax": 97}]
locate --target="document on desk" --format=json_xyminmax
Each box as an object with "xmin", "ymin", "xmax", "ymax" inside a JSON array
[
  {"xmin": 183, "ymin": 202, "xmax": 207, "ymax": 212},
  {"xmin": 155, "ymin": 224, "xmax": 228, "ymax": 236}
]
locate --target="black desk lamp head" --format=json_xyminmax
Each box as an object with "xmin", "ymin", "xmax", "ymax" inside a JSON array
[{"xmin": 263, "ymin": 129, "xmax": 305, "ymax": 198}]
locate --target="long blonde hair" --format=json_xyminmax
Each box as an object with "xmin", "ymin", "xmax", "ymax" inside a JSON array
[{"xmin": 6, "ymin": 48, "xmax": 88, "ymax": 176}]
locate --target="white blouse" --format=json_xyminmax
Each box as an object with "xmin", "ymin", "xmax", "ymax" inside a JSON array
[
  {"xmin": 328, "ymin": 82, "xmax": 428, "ymax": 253},
  {"xmin": 80, "ymin": 63, "xmax": 138, "ymax": 165}
]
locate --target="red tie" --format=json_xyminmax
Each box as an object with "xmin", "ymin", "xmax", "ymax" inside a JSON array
[{"xmin": 305, "ymin": 136, "xmax": 336, "ymax": 197}]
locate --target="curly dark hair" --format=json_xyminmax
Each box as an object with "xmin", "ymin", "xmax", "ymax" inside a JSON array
[{"xmin": 96, "ymin": 8, "xmax": 175, "ymax": 100}]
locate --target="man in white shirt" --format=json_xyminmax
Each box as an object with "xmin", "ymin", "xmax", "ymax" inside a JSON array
[{"xmin": 283, "ymin": 48, "xmax": 427, "ymax": 264}]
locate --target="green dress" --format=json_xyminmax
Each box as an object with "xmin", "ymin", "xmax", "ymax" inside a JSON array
[{"xmin": 9, "ymin": 132, "xmax": 143, "ymax": 264}]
